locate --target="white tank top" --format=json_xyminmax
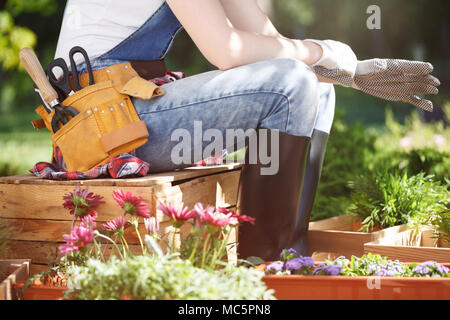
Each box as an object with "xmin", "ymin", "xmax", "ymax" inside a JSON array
[{"xmin": 55, "ymin": 0, "xmax": 165, "ymax": 66}]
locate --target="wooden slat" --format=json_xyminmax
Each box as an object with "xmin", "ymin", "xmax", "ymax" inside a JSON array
[
  {"xmin": 308, "ymin": 215, "xmax": 408, "ymax": 258},
  {"xmin": 309, "ymin": 215, "xmax": 354, "ymax": 231},
  {"xmin": 0, "ymin": 171, "xmax": 240, "ymax": 222},
  {"xmin": 1, "ymin": 218, "xmax": 176, "ymax": 244},
  {"xmin": 364, "ymin": 227, "xmax": 450, "ymax": 263},
  {"xmin": 0, "ymin": 164, "xmax": 242, "ymax": 187},
  {"xmin": 308, "ymin": 230, "xmax": 373, "ymax": 257},
  {"xmin": 0, "ymin": 184, "xmax": 168, "ymax": 221},
  {"xmin": 364, "ymin": 244, "xmax": 450, "ymax": 263},
  {"xmin": 3, "ymin": 241, "xmax": 59, "ymax": 265}
]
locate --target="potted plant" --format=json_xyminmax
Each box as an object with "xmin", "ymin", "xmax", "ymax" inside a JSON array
[
  {"xmin": 64, "ymin": 254, "xmax": 274, "ymax": 300},
  {"xmin": 309, "ymin": 171, "xmax": 447, "ymax": 258},
  {"xmin": 258, "ymin": 248, "xmax": 450, "ymax": 300},
  {"xmin": 14, "ymin": 185, "xmax": 256, "ymax": 300}
]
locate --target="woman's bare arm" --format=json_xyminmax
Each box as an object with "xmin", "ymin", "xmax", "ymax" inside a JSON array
[
  {"xmin": 219, "ymin": 0, "xmax": 282, "ymax": 37},
  {"xmin": 166, "ymin": 0, "xmax": 322, "ymax": 70},
  {"xmin": 219, "ymin": 0, "xmax": 336, "ymax": 83}
]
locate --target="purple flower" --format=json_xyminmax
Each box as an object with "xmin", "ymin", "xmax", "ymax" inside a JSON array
[
  {"xmin": 280, "ymin": 248, "xmax": 299, "ymax": 262},
  {"xmin": 313, "ymin": 264, "xmax": 342, "ymax": 276},
  {"xmin": 265, "ymin": 261, "xmax": 284, "ymax": 275},
  {"xmin": 411, "ymin": 261, "xmax": 450, "ymax": 277},
  {"xmin": 285, "ymin": 256, "xmax": 315, "ymax": 275}
]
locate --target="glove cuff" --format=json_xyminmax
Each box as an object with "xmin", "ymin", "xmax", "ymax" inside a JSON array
[{"xmin": 304, "ymin": 39, "xmax": 331, "ymax": 68}]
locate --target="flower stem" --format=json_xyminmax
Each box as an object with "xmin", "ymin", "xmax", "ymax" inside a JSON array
[
  {"xmin": 170, "ymin": 227, "xmax": 178, "ymax": 254},
  {"xmin": 93, "ymin": 238, "xmax": 105, "ymax": 262},
  {"xmin": 95, "ymin": 233, "xmax": 124, "ymax": 259},
  {"xmin": 209, "ymin": 229, "xmax": 230, "ymax": 269},
  {"xmin": 121, "ymin": 235, "xmax": 129, "ymax": 257},
  {"xmin": 135, "ymin": 226, "xmax": 146, "ymax": 255},
  {"xmin": 188, "ymin": 237, "xmax": 200, "ymax": 262},
  {"xmin": 201, "ymin": 233, "xmax": 211, "ymax": 269}
]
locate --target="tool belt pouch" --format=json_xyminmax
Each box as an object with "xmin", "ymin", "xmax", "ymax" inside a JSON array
[{"xmin": 34, "ymin": 62, "xmax": 164, "ymax": 173}]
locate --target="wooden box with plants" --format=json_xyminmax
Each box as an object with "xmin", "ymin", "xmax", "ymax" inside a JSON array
[
  {"xmin": 259, "ymin": 249, "xmax": 450, "ymax": 300},
  {"xmin": 309, "ymin": 171, "xmax": 450, "ymax": 260},
  {"xmin": 1, "ymin": 222, "xmax": 32, "ymax": 300},
  {"xmin": 0, "ymin": 259, "xmax": 31, "ymax": 300},
  {"xmin": 0, "ymin": 164, "xmax": 241, "ymax": 276},
  {"xmin": 364, "ymin": 226, "xmax": 450, "ymax": 263},
  {"xmin": 11, "ymin": 190, "xmax": 268, "ymax": 300}
]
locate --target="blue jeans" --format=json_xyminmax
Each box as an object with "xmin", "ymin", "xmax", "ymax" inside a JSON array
[
  {"xmin": 75, "ymin": 3, "xmax": 335, "ymax": 173},
  {"xmin": 133, "ymin": 58, "xmax": 335, "ymax": 172}
]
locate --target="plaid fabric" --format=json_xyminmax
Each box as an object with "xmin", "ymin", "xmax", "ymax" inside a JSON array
[
  {"xmin": 194, "ymin": 149, "xmax": 229, "ymax": 167},
  {"xmin": 30, "ymin": 147, "xmax": 150, "ymax": 180}
]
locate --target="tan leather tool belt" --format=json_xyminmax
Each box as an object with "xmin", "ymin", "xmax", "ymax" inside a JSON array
[{"xmin": 33, "ymin": 62, "xmax": 164, "ymax": 173}]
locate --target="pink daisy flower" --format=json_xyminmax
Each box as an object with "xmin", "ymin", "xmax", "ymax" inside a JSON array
[
  {"xmin": 157, "ymin": 201, "xmax": 198, "ymax": 227},
  {"xmin": 80, "ymin": 214, "xmax": 98, "ymax": 230},
  {"xmin": 103, "ymin": 216, "xmax": 130, "ymax": 232},
  {"xmin": 217, "ymin": 207, "xmax": 256, "ymax": 225},
  {"xmin": 144, "ymin": 217, "xmax": 160, "ymax": 234},
  {"xmin": 63, "ymin": 185, "xmax": 104, "ymax": 219},
  {"xmin": 202, "ymin": 210, "xmax": 239, "ymax": 228},
  {"xmin": 112, "ymin": 189, "xmax": 150, "ymax": 218},
  {"xmin": 58, "ymin": 224, "xmax": 95, "ymax": 255}
]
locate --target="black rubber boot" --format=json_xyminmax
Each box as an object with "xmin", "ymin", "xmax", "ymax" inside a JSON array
[
  {"xmin": 288, "ymin": 129, "xmax": 329, "ymax": 256},
  {"xmin": 236, "ymin": 129, "xmax": 311, "ymax": 261}
]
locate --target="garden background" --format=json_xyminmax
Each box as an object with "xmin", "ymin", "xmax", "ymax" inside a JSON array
[{"xmin": 0, "ymin": 0, "xmax": 449, "ymax": 222}]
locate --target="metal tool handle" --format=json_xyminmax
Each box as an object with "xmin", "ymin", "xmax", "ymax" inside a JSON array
[
  {"xmin": 47, "ymin": 58, "xmax": 74, "ymax": 96},
  {"xmin": 69, "ymin": 46, "xmax": 94, "ymax": 91},
  {"xmin": 19, "ymin": 47, "xmax": 59, "ymax": 107}
]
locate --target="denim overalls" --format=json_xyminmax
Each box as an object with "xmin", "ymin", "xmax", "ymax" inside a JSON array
[{"xmin": 79, "ymin": 1, "xmax": 335, "ymax": 173}]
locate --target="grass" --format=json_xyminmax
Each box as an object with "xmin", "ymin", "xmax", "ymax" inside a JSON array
[{"xmin": 0, "ymin": 131, "xmax": 52, "ymax": 176}]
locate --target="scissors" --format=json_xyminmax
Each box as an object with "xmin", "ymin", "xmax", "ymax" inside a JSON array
[
  {"xmin": 46, "ymin": 46, "xmax": 94, "ymax": 98},
  {"xmin": 45, "ymin": 46, "xmax": 94, "ymax": 133}
]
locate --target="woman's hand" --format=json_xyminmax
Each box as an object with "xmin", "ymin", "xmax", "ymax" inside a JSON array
[
  {"xmin": 307, "ymin": 39, "xmax": 440, "ymax": 111},
  {"xmin": 352, "ymin": 59, "xmax": 440, "ymax": 111},
  {"xmin": 304, "ymin": 39, "xmax": 358, "ymax": 87}
]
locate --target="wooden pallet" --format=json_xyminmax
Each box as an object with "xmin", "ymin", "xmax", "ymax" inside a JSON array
[
  {"xmin": 0, "ymin": 164, "xmax": 242, "ymax": 274},
  {"xmin": 364, "ymin": 226, "xmax": 450, "ymax": 263},
  {"xmin": 308, "ymin": 215, "xmax": 408, "ymax": 258},
  {"xmin": 0, "ymin": 259, "xmax": 30, "ymax": 300}
]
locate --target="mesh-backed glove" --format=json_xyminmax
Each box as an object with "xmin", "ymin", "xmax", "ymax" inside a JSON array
[
  {"xmin": 352, "ymin": 59, "xmax": 440, "ymax": 112},
  {"xmin": 306, "ymin": 39, "xmax": 440, "ymax": 112}
]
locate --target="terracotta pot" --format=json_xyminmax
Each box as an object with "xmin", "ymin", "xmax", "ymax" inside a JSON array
[
  {"xmin": 13, "ymin": 276, "xmax": 68, "ymax": 300},
  {"xmin": 258, "ymin": 263, "xmax": 450, "ymax": 300}
]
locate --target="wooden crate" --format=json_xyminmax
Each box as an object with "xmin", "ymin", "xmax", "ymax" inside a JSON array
[
  {"xmin": 364, "ymin": 226, "xmax": 450, "ymax": 263},
  {"xmin": 0, "ymin": 259, "xmax": 30, "ymax": 300},
  {"xmin": 0, "ymin": 164, "xmax": 241, "ymax": 274},
  {"xmin": 308, "ymin": 215, "xmax": 408, "ymax": 259}
]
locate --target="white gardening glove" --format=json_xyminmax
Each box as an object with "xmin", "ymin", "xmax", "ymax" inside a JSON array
[
  {"xmin": 306, "ymin": 39, "xmax": 440, "ymax": 112},
  {"xmin": 352, "ymin": 59, "xmax": 440, "ymax": 112},
  {"xmin": 305, "ymin": 39, "xmax": 358, "ymax": 87}
]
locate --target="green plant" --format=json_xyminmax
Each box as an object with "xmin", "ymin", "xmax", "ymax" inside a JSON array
[
  {"xmin": 410, "ymin": 179, "xmax": 450, "ymax": 243},
  {"xmin": 395, "ymin": 148, "xmax": 450, "ymax": 183},
  {"xmin": 312, "ymin": 110, "xmax": 377, "ymax": 220},
  {"xmin": 348, "ymin": 171, "xmax": 449, "ymax": 232},
  {"xmin": 266, "ymin": 249, "xmax": 450, "ymax": 278},
  {"xmin": 65, "ymin": 255, "xmax": 275, "ymax": 300}
]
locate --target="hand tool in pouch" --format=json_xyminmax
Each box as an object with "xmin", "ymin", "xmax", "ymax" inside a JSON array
[
  {"xmin": 19, "ymin": 48, "xmax": 78, "ymax": 134},
  {"xmin": 46, "ymin": 57, "xmax": 75, "ymax": 98},
  {"xmin": 69, "ymin": 46, "xmax": 94, "ymax": 90}
]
